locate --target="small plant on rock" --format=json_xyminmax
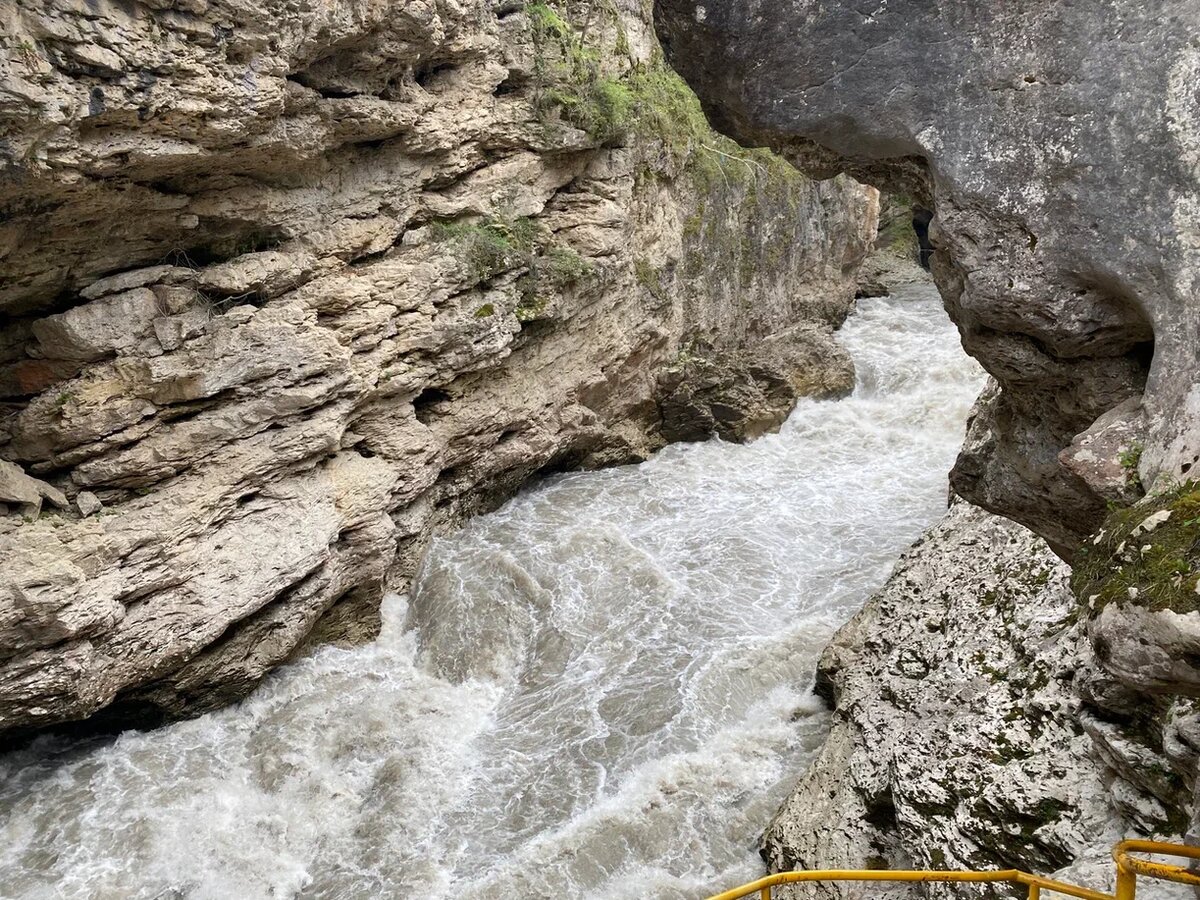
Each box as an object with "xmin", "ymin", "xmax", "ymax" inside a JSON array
[
  {"xmin": 1073, "ymin": 481, "xmax": 1200, "ymax": 617},
  {"xmin": 430, "ymin": 216, "xmax": 539, "ymax": 286},
  {"xmin": 1119, "ymin": 441, "xmax": 1144, "ymax": 489}
]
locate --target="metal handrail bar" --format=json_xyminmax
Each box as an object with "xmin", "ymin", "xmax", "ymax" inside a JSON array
[
  {"xmin": 706, "ymin": 867, "xmax": 1113, "ymax": 900},
  {"xmin": 1112, "ymin": 839, "xmax": 1200, "ymax": 899},
  {"xmin": 707, "ymin": 838, "xmax": 1200, "ymax": 900}
]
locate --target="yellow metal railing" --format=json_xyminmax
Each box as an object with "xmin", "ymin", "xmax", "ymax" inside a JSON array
[
  {"xmin": 1112, "ymin": 839, "xmax": 1200, "ymax": 898},
  {"xmin": 707, "ymin": 840, "xmax": 1200, "ymax": 900}
]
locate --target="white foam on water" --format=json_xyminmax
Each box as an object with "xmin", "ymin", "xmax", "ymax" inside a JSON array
[{"xmin": 0, "ymin": 287, "xmax": 985, "ymax": 899}]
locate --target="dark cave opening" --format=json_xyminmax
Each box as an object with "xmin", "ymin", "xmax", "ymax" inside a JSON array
[{"xmin": 912, "ymin": 207, "xmax": 934, "ymax": 269}]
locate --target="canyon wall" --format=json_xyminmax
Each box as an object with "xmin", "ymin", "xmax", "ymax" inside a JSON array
[
  {"xmin": 0, "ymin": 0, "xmax": 874, "ymax": 739},
  {"xmin": 763, "ymin": 501, "xmax": 1194, "ymax": 898},
  {"xmin": 651, "ymin": 0, "xmax": 1200, "ymax": 890},
  {"xmin": 654, "ymin": 0, "xmax": 1198, "ymax": 559}
]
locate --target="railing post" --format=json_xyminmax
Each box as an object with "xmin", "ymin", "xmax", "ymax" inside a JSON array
[
  {"xmin": 759, "ymin": 888, "xmax": 771, "ymax": 900},
  {"xmin": 1027, "ymin": 884, "xmax": 1040, "ymax": 899},
  {"xmin": 1114, "ymin": 868, "xmax": 1136, "ymax": 900}
]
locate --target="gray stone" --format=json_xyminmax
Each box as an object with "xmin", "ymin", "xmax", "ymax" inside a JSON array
[
  {"xmin": 75, "ymin": 491, "xmax": 102, "ymax": 517},
  {"xmin": 1091, "ymin": 603, "xmax": 1200, "ymax": 697},
  {"xmin": 654, "ymin": 0, "xmax": 1197, "ymax": 558},
  {"xmin": 31, "ymin": 289, "xmax": 162, "ymax": 362},
  {"xmin": 657, "ymin": 326, "xmax": 854, "ymax": 444},
  {"xmin": 79, "ymin": 266, "xmax": 192, "ymax": 301},
  {"xmin": 197, "ymin": 252, "xmax": 316, "ymax": 301},
  {"xmin": 1060, "ymin": 398, "xmax": 1147, "ymax": 506},
  {"xmin": 0, "ymin": 460, "xmax": 67, "ymax": 515},
  {"xmin": 0, "ymin": 461, "xmax": 42, "ymax": 509},
  {"xmin": 763, "ymin": 502, "xmax": 1185, "ymax": 898}
]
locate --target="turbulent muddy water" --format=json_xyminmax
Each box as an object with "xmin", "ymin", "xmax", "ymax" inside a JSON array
[{"xmin": 0, "ymin": 287, "xmax": 984, "ymax": 900}]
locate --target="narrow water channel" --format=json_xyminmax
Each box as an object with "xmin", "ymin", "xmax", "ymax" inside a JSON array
[{"xmin": 0, "ymin": 286, "xmax": 984, "ymax": 899}]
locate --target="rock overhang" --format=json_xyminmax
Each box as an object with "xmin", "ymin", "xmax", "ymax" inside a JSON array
[{"xmin": 654, "ymin": 0, "xmax": 1200, "ymax": 557}]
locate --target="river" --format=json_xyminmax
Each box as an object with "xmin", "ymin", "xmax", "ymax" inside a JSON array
[{"xmin": 0, "ymin": 286, "xmax": 985, "ymax": 899}]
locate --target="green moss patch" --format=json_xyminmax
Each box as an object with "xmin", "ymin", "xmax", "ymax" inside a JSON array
[
  {"xmin": 522, "ymin": 1, "xmax": 819, "ymax": 295},
  {"xmin": 515, "ymin": 246, "xmax": 596, "ymax": 321},
  {"xmin": 625, "ymin": 64, "xmax": 806, "ymax": 199},
  {"xmin": 529, "ymin": 1, "xmax": 633, "ymax": 143},
  {"xmin": 875, "ymin": 192, "xmax": 919, "ymax": 257},
  {"xmin": 1072, "ymin": 482, "xmax": 1200, "ymax": 617},
  {"xmin": 431, "ymin": 212, "xmax": 595, "ymax": 320},
  {"xmin": 527, "ymin": 1, "xmax": 807, "ymax": 191}
]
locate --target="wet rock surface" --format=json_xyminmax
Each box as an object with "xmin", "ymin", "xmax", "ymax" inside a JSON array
[
  {"xmin": 657, "ymin": 330, "xmax": 855, "ymax": 444},
  {"xmin": 0, "ymin": 0, "xmax": 874, "ymax": 738},
  {"xmin": 652, "ymin": 0, "xmax": 1198, "ymax": 558},
  {"xmin": 764, "ymin": 502, "xmax": 1191, "ymax": 899}
]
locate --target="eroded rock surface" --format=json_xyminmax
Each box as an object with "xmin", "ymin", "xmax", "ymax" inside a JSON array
[
  {"xmin": 0, "ymin": 0, "xmax": 874, "ymax": 737},
  {"xmin": 653, "ymin": 0, "xmax": 1199, "ymax": 558},
  {"xmin": 764, "ymin": 502, "xmax": 1191, "ymax": 899}
]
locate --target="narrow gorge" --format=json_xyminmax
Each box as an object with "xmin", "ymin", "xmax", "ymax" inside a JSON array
[
  {"xmin": 0, "ymin": 0, "xmax": 872, "ymax": 736},
  {"xmin": 3, "ymin": 0, "xmax": 1200, "ymax": 898},
  {"xmin": 653, "ymin": 1, "xmax": 1200, "ymax": 895},
  {"xmin": 0, "ymin": 288, "xmax": 982, "ymax": 896}
]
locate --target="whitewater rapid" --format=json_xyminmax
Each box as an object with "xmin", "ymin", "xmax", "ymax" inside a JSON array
[{"xmin": 0, "ymin": 287, "xmax": 985, "ymax": 899}]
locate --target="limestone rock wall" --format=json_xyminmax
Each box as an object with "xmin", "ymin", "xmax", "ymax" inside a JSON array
[
  {"xmin": 653, "ymin": 0, "xmax": 1199, "ymax": 560},
  {"xmin": 0, "ymin": 0, "xmax": 874, "ymax": 738},
  {"xmin": 764, "ymin": 502, "xmax": 1192, "ymax": 899}
]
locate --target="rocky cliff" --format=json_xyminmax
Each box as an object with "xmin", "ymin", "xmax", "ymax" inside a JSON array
[
  {"xmin": 654, "ymin": 0, "xmax": 1197, "ymax": 560},
  {"xmin": 0, "ymin": 0, "xmax": 874, "ymax": 738},
  {"xmin": 651, "ymin": 0, "xmax": 1200, "ymax": 890},
  {"xmin": 762, "ymin": 501, "xmax": 1192, "ymax": 898}
]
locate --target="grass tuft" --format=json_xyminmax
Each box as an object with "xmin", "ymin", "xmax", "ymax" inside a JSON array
[{"xmin": 1073, "ymin": 481, "xmax": 1200, "ymax": 617}]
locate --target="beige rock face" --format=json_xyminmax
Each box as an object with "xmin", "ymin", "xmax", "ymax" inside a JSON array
[{"xmin": 0, "ymin": 1, "xmax": 873, "ymax": 736}]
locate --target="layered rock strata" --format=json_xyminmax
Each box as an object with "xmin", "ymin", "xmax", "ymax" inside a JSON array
[{"xmin": 0, "ymin": 0, "xmax": 874, "ymax": 737}]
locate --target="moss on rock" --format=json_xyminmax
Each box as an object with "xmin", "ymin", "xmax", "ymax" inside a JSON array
[
  {"xmin": 1072, "ymin": 481, "xmax": 1200, "ymax": 617},
  {"xmin": 430, "ymin": 216, "xmax": 538, "ymax": 285}
]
